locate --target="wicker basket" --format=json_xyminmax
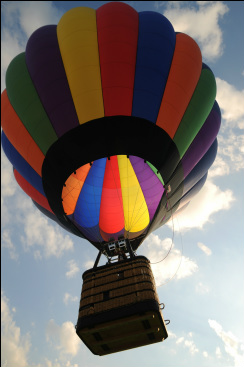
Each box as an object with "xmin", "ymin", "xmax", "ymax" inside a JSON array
[{"xmin": 76, "ymin": 256, "xmax": 168, "ymax": 355}]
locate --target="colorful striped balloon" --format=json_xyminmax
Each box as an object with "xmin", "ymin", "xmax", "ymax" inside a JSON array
[{"xmin": 1, "ymin": 2, "xmax": 221, "ymax": 250}]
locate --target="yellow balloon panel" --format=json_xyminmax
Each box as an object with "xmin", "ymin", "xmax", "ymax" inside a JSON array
[
  {"xmin": 57, "ymin": 7, "xmax": 104, "ymax": 124},
  {"xmin": 117, "ymin": 155, "xmax": 150, "ymax": 233}
]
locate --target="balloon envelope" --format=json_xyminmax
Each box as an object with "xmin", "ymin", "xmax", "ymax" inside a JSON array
[{"xmin": 1, "ymin": 2, "xmax": 221, "ymax": 251}]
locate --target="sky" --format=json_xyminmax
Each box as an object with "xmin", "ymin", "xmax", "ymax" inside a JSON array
[{"xmin": 1, "ymin": 1, "xmax": 244, "ymax": 367}]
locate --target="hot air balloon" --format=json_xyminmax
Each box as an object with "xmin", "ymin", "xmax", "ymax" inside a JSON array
[{"xmin": 1, "ymin": 2, "xmax": 221, "ymax": 355}]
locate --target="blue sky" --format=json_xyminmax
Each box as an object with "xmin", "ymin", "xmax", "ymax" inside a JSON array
[{"xmin": 1, "ymin": 1, "xmax": 244, "ymax": 367}]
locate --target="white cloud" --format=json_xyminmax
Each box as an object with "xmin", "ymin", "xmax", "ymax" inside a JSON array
[
  {"xmin": 1, "ymin": 291, "xmax": 31, "ymax": 367},
  {"xmin": 2, "ymin": 141, "xmax": 74, "ymax": 261},
  {"xmin": 142, "ymin": 234, "xmax": 198, "ymax": 285},
  {"xmin": 216, "ymin": 78, "xmax": 244, "ymax": 129},
  {"xmin": 45, "ymin": 359, "xmax": 79, "ymax": 367},
  {"xmin": 2, "ymin": 191, "xmax": 73, "ymax": 259},
  {"xmin": 208, "ymin": 155, "xmax": 230, "ymax": 178},
  {"xmin": 84, "ymin": 260, "xmax": 94, "ymax": 270},
  {"xmin": 184, "ymin": 339, "xmax": 199, "ymax": 355},
  {"xmin": 216, "ymin": 346, "xmax": 222, "ymax": 358},
  {"xmin": 20, "ymin": 202, "xmax": 74, "ymax": 259},
  {"xmin": 4, "ymin": 1, "xmax": 62, "ymax": 38},
  {"xmin": 213, "ymin": 78, "xmax": 244, "ymax": 174},
  {"xmin": 46, "ymin": 319, "xmax": 80, "ymax": 357},
  {"xmin": 195, "ymin": 282, "xmax": 209, "ymax": 295},
  {"xmin": 217, "ymin": 132, "xmax": 244, "ymax": 173},
  {"xmin": 168, "ymin": 330, "xmax": 177, "ymax": 339},
  {"xmin": 63, "ymin": 293, "xmax": 79, "ymax": 306},
  {"xmin": 163, "ymin": 1, "xmax": 229, "ymax": 61},
  {"xmin": 197, "ymin": 242, "xmax": 212, "ymax": 256},
  {"xmin": 66, "ymin": 260, "xmax": 79, "ymax": 279},
  {"xmin": 175, "ymin": 334, "xmax": 199, "ymax": 355},
  {"xmin": 1, "ymin": 229, "xmax": 18, "ymax": 260},
  {"xmin": 174, "ymin": 180, "xmax": 235, "ymax": 231},
  {"xmin": 208, "ymin": 319, "xmax": 244, "ymax": 367},
  {"xmin": 176, "ymin": 336, "xmax": 184, "ymax": 344},
  {"xmin": 1, "ymin": 152, "xmax": 17, "ymax": 199}
]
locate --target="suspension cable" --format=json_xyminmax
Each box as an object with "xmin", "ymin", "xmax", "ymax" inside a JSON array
[
  {"xmin": 156, "ymin": 216, "xmax": 183, "ymax": 288},
  {"xmin": 150, "ymin": 188, "xmax": 175, "ymax": 265}
]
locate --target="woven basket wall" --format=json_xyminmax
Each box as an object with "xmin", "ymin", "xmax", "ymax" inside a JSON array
[{"xmin": 79, "ymin": 257, "xmax": 159, "ymax": 318}]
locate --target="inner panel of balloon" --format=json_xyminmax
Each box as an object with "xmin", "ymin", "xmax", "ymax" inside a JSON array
[{"xmin": 62, "ymin": 155, "xmax": 165, "ymax": 243}]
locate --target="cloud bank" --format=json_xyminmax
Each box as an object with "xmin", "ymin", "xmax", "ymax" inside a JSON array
[
  {"xmin": 1, "ymin": 229, "xmax": 18, "ymax": 261},
  {"xmin": 142, "ymin": 234, "xmax": 198, "ymax": 285},
  {"xmin": 216, "ymin": 78, "xmax": 244, "ymax": 129},
  {"xmin": 173, "ymin": 180, "xmax": 235, "ymax": 231},
  {"xmin": 163, "ymin": 1, "xmax": 229, "ymax": 61},
  {"xmin": 208, "ymin": 319, "xmax": 244, "ymax": 367},
  {"xmin": 197, "ymin": 242, "xmax": 212, "ymax": 256},
  {"xmin": 1, "ymin": 291, "xmax": 80, "ymax": 367},
  {"xmin": 66, "ymin": 260, "xmax": 80, "ymax": 279},
  {"xmin": 1, "ymin": 189, "xmax": 74, "ymax": 260},
  {"xmin": 63, "ymin": 293, "xmax": 79, "ymax": 306},
  {"xmin": 46, "ymin": 319, "xmax": 80, "ymax": 357},
  {"xmin": 210, "ymin": 78, "xmax": 244, "ymax": 176},
  {"xmin": 1, "ymin": 291, "xmax": 31, "ymax": 367}
]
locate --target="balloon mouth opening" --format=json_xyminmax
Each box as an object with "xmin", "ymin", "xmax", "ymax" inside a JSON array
[
  {"xmin": 42, "ymin": 115, "xmax": 181, "ymax": 248},
  {"xmin": 61, "ymin": 154, "xmax": 165, "ymax": 243}
]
